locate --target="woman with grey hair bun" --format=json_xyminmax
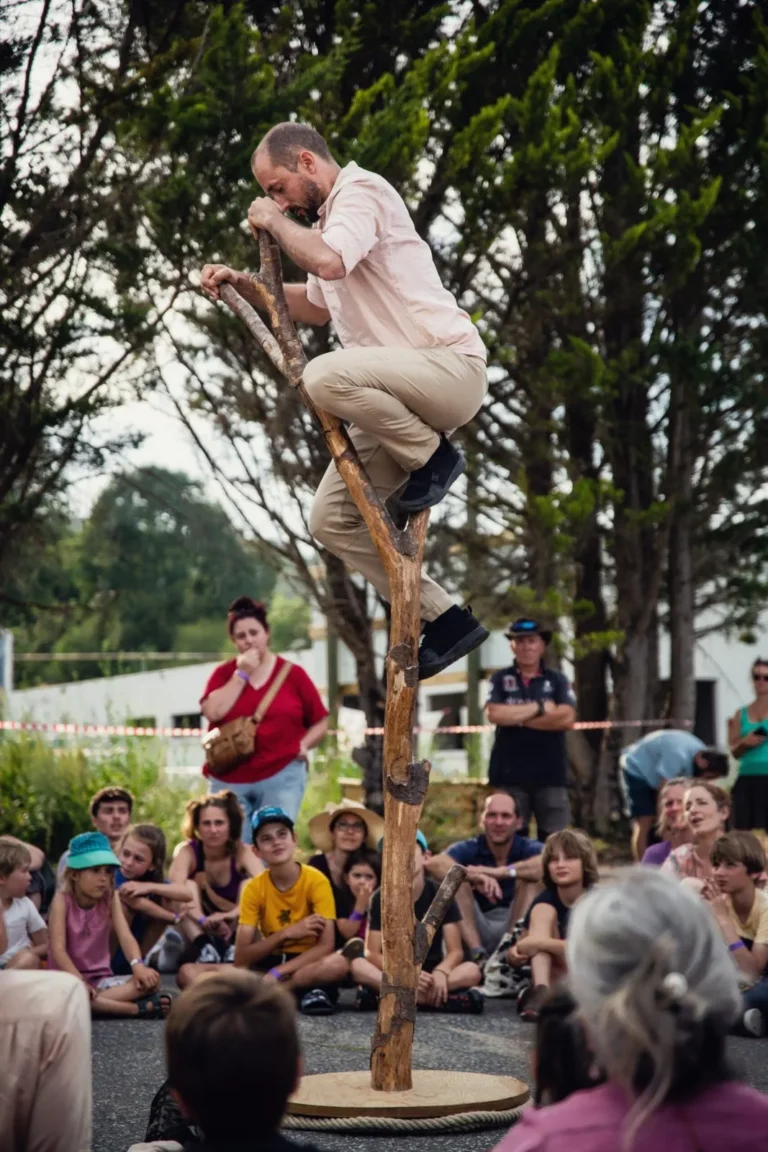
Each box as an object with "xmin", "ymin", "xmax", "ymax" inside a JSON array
[{"xmin": 493, "ymin": 868, "xmax": 768, "ymax": 1152}]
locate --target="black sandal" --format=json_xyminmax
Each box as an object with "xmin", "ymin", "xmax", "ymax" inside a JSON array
[{"xmin": 136, "ymin": 991, "xmax": 173, "ymax": 1019}]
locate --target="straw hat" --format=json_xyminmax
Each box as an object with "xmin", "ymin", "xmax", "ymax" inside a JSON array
[{"xmin": 308, "ymin": 799, "xmax": 384, "ymax": 853}]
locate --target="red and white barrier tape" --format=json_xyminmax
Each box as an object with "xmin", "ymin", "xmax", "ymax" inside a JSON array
[{"xmin": 0, "ymin": 717, "xmax": 678, "ymax": 739}]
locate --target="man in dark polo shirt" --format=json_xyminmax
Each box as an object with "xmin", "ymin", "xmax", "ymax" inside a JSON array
[
  {"xmin": 486, "ymin": 618, "xmax": 576, "ymax": 840},
  {"xmin": 426, "ymin": 792, "xmax": 543, "ymax": 963}
]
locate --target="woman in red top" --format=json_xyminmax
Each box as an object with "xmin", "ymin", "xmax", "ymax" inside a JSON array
[{"xmin": 201, "ymin": 596, "xmax": 329, "ymax": 828}]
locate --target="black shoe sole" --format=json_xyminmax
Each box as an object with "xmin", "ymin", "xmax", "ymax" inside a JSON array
[
  {"xmin": 398, "ymin": 451, "xmax": 467, "ymax": 512},
  {"xmin": 418, "ymin": 624, "xmax": 489, "ymax": 681}
]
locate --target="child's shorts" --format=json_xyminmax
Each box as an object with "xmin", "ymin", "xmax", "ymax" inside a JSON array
[{"xmin": 94, "ymin": 975, "xmax": 132, "ymax": 991}]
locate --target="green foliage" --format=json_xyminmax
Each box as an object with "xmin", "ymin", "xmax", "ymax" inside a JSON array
[
  {"xmin": 9, "ymin": 466, "xmax": 279, "ymax": 686},
  {"xmin": 0, "ymin": 735, "xmax": 195, "ymax": 861}
]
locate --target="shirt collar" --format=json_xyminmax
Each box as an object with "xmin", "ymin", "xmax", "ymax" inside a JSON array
[
  {"xmin": 318, "ymin": 160, "xmax": 362, "ymax": 222},
  {"xmin": 512, "ymin": 659, "xmax": 547, "ymax": 678}
]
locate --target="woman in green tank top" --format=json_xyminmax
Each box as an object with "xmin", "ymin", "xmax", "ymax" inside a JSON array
[{"xmin": 728, "ymin": 658, "xmax": 768, "ymax": 831}]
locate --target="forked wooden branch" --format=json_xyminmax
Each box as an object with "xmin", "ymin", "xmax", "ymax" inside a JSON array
[
  {"xmin": 413, "ymin": 863, "xmax": 468, "ymax": 967},
  {"xmin": 217, "ymin": 230, "xmax": 445, "ymax": 1092}
]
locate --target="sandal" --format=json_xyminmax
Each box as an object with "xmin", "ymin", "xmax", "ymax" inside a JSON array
[{"xmin": 135, "ymin": 990, "xmax": 174, "ymax": 1019}]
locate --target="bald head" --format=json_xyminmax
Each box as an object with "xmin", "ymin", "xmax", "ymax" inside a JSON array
[
  {"xmin": 253, "ymin": 122, "xmax": 332, "ymax": 171},
  {"xmin": 481, "ymin": 792, "xmax": 520, "ymax": 845}
]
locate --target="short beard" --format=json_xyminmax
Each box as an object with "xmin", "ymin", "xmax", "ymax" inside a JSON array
[{"xmin": 290, "ymin": 177, "xmax": 324, "ymax": 225}]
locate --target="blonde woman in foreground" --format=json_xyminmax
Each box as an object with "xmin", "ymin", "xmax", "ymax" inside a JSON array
[{"xmin": 493, "ymin": 868, "xmax": 768, "ymax": 1152}]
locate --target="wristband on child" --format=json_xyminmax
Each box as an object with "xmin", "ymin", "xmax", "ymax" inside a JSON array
[
  {"xmin": 508, "ymin": 865, "xmax": 517, "ymax": 878},
  {"xmin": 197, "ymin": 916, "xmax": 206, "ymax": 927},
  {"xmin": 268, "ymin": 967, "xmax": 282, "ymax": 981},
  {"xmin": 349, "ymin": 910, "xmax": 365, "ymax": 922},
  {"xmin": 729, "ymin": 940, "xmax": 746, "ymax": 952},
  {"xmin": 235, "ymin": 669, "xmax": 250, "ymax": 683},
  {"xmin": 129, "ymin": 958, "xmax": 142, "ymax": 968}
]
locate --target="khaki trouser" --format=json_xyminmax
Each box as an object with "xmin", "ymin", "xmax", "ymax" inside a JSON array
[
  {"xmin": 0, "ymin": 971, "xmax": 92, "ymax": 1152},
  {"xmin": 304, "ymin": 346, "xmax": 487, "ymax": 620}
]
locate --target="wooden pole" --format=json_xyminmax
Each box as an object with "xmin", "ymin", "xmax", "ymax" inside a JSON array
[{"xmin": 216, "ymin": 232, "xmax": 465, "ymax": 1092}]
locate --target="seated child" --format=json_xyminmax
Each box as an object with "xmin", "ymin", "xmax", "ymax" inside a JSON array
[
  {"xmin": 339, "ymin": 848, "xmax": 381, "ymax": 960},
  {"xmin": 49, "ymin": 831, "xmax": 171, "ymax": 1018},
  {"xmin": 350, "ymin": 830, "xmax": 483, "ymax": 1012},
  {"xmin": 113, "ymin": 824, "xmax": 195, "ymax": 974},
  {"xmin": 513, "ymin": 829, "xmax": 599, "ymax": 1022},
  {"xmin": 178, "ymin": 806, "xmax": 346, "ymax": 1015},
  {"xmin": 57, "ymin": 785, "xmax": 134, "ymax": 880},
  {"xmin": 0, "ymin": 840, "xmax": 48, "ymax": 970},
  {"xmin": 307, "ymin": 800, "xmax": 383, "ymax": 950},
  {"xmin": 0, "ymin": 835, "xmax": 52, "ymax": 912},
  {"xmin": 128, "ymin": 970, "xmax": 322, "ymax": 1152},
  {"xmin": 704, "ymin": 830, "xmax": 768, "ymax": 1037}
]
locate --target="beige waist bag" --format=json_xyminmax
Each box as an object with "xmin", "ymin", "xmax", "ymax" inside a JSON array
[{"xmin": 202, "ymin": 661, "xmax": 292, "ymax": 776}]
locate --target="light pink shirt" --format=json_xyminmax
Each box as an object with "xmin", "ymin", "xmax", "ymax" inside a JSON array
[
  {"xmin": 492, "ymin": 1081, "xmax": 768, "ymax": 1152},
  {"xmin": 307, "ymin": 162, "xmax": 486, "ymax": 360}
]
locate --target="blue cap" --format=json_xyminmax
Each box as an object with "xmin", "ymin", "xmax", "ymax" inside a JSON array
[
  {"xmin": 251, "ymin": 806, "xmax": 295, "ymax": 838},
  {"xmin": 378, "ymin": 829, "xmax": 429, "ymax": 853},
  {"xmin": 67, "ymin": 831, "xmax": 120, "ymax": 870}
]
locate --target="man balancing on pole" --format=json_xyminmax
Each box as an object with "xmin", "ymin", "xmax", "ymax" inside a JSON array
[{"xmin": 200, "ymin": 122, "xmax": 489, "ymax": 680}]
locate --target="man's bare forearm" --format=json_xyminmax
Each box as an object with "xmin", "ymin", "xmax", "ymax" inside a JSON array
[
  {"xmin": 525, "ymin": 706, "xmax": 576, "ymax": 732},
  {"xmin": 487, "ymin": 703, "xmax": 539, "ymax": 726},
  {"xmin": 224, "ymin": 273, "xmax": 329, "ymax": 326}
]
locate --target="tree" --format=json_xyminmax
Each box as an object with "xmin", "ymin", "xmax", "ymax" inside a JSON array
[{"xmin": 10, "ymin": 467, "xmax": 280, "ymax": 685}]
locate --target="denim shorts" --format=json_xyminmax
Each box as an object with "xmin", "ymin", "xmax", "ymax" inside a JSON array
[{"xmin": 208, "ymin": 757, "xmax": 308, "ymax": 831}]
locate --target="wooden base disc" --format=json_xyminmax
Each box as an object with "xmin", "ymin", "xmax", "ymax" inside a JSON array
[{"xmin": 287, "ymin": 1069, "xmax": 529, "ymax": 1119}]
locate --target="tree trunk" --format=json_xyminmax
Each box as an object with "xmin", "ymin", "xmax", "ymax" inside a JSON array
[{"xmin": 668, "ymin": 394, "xmax": 696, "ymax": 728}]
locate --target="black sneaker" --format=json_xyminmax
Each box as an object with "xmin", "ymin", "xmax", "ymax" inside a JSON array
[
  {"xmin": 442, "ymin": 988, "xmax": 485, "ymax": 1015},
  {"xmin": 299, "ymin": 988, "xmax": 335, "ymax": 1016},
  {"xmin": 354, "ymin": 985, "xmax": 379, "ymax": 1011},
  {"xmin": 398, "ymin": 435, "xmax": 466, "ymax": 512},
  {"xmin": 341, "ymin": 937, "xmax": 365, "ymax": 962},
  {"xmin": 418, "ymin": 605, "xmax": 489, "ymax": 681}
]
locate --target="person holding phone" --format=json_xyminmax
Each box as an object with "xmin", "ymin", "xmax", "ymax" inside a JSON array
[{"xmin": 729, "ymin": 658, "xmax": 768, "ymax": 833}]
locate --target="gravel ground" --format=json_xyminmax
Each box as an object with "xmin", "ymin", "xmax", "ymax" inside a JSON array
[{"xmin": 92, "ymin": 986, "xmax": 768, "ymax": 1152}]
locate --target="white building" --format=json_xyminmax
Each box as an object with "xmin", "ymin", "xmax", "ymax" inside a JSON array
[{"xmin": 5, "ymin": 611, "xmax": 764, "ymax": 774}]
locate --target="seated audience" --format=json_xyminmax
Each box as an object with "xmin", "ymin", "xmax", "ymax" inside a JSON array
[
  {"xmin": 0, "ymin": 840, "xmax": 48, "ymax": 970},
  {"xmin": 427, "ymin": 791, "xmax": 543, "ymax": 971},
  {"xmin": 128, "ymin": 970, "xmax": 322, "ymax": 1152},
  {"xmin": 641, "ymin": 777, "xmax": 691, "ymax": 866},
  {"xmin": 0, "ymin": 968, "xmax": 92, "ymax": 1152},
  {"xmin": 351, "ymin": 830, "xmax": 483, "ymax": 1013},
  {"xmin": 112, "ymin": 824, "xmax": 195, "ymax": 975},
  {"xmin": 307, "ymin": 799, "xmax": 383, "ymax": 948},
  {"xmin": 179, "ymin": 806, "xmax": 345, "ymax": 1014},
  {"xmin": 339, "ymin": 848, "xmax": 380, "ymax": 956},
  {"xmin": 493, "ymin": 867, "xmax": 768, "ymax": 1152},
  {"xmin": 661, "ymin": 781, "xmax": 729, "ymax": 885},
  {"xmin": 532, "ymin": 984, "xmax": 604, "ymax": 1106},
  {"xmin": 513, "ymin": 829, "xmax": 599, "ymax": 1022},
  {"xmin": 57, "ymin": 785, "xmax": 134, "ymax": 878},
  {"xmin": 0, "ymin": 835, "xmax": 52, "ymax": 912},
  {"xmin": 703, "ymin": 831, "xmax": 768, "ymax": 1037},
  {"xmin": 620, "ymin": 728, "xmax": 725, "ymax": 859},
  {"xmin": 170, "ymin": 791, "xmax": 261, "ymax": 968},
  {"xmin": 49, "ymin": 831, "xmax": 170, "ymax": 1018}
]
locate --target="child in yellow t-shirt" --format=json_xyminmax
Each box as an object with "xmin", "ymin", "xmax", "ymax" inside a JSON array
[{"xmin": 234, "ymin": 806, "xmax": 349, "ymax": 1015}]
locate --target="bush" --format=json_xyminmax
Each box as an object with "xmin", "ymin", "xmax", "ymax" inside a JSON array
[
  {"xmin": 0, "ymin": 734, "xmax": 196, "ymax": 860},
  {"xmin": 0, "ymin": 734, "xmax": 360, "ymax": 862}
]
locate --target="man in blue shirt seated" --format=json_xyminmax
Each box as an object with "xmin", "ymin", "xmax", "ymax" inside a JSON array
[
  {"xmin": 621, "ymin": 728, "xmax": 727, "ymax": 860},
  {"xmin": 426, "ymin": 792, "xmax": 543, "ymax": 966}
]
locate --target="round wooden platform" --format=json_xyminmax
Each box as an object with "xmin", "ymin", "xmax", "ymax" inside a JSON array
[{"xmin": 287, "ymin": 1069, "xmax": 529, "ymax": 1119}]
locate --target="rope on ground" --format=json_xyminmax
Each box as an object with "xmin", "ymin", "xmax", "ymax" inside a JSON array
[{"xmin": 282, "ymin": 1104, "xmax": 527, "ymax": 1133}]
